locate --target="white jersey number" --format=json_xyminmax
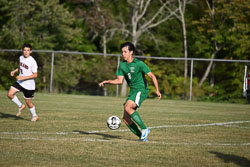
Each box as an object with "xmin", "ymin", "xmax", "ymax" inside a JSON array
[{"xmin": 128, "ymin": 73, "xmax": 131, "ymax": 80}]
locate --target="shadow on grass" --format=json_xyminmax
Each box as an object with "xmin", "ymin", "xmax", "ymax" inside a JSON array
[
  {"xmin": 73, "ymin": 130, "xmax": 121, "ymax": 140},
  {"xmin": 209, "ymin": 151, "xmax": 250, "ymax": 167},
  {"xmin": 0, "ymin": 112, "xmax": 24, "ymax": 120}
]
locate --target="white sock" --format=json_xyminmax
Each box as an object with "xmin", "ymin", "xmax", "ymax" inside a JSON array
[
  {"xmin": 11, "ymin": 96, "xmax": 22, "ymax": 108},
  {"xmin": 30, "ymin": 106, "xmax": 37, "ymax": 117}
]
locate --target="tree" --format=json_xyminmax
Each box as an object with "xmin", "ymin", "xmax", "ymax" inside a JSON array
[
  {"xmin": 0, "ymin": 0, "xmax": 93, "ymax": 92},
  {"xmin": 193, "ymin": 0, "xmax": 250, "ymax": 87},
  {"xmin": 197, "ymin": 0, "xmax": 223, "ymax": 87},
  {"xmin": 62, "ymin": 0, "xmax": 121, "ymax": 95},
  {"xmin": 70, "ymin": 0, "xmax": 179, "ymax": 96},
  {"xmin": 117, "ymin": 0, "xmax": 177, "ymax": 96},
  {"xmin": 164, "ymin": 0, "xmax": 194, "ymax": 83}
]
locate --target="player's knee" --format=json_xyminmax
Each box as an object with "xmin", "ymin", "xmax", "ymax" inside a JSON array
[
  {"xmin": 7, "ymin": 92, "xmax": 13, "ymax": 99},
  {"xmin": 124, "ymin": 104, "xmax": 131, "ymax": 113},
  {"xmin": 25, "ymin": 99, "xmax": 33, "ymax": 108}
]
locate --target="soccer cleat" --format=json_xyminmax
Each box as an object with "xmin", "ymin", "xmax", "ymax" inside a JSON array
[
  {"xmin": 138, "ymin": 138, "xmax": 148, "ymax": 142},
  {"xmin": 16, "ymin": 104, "xmax": 26, "ymax": 116},
  {"xmin": 141, "ymin": 128, "xmax": 150, "ymax": 140},
  {"xmin": 31, "ymin": 116, "xmax": 39, "ymax": 122}
]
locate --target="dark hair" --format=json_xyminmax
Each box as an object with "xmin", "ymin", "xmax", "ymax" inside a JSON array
[
  {"xmin": 22, "ymin": 43, "xmax": 32, "ymax": 50},
  {"xmin": 120, "ymin": 42, "xmax": 135, "ymax": 53}
]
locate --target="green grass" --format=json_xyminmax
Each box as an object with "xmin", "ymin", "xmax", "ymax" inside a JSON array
[{"xmin": 0, "ymin": 91, "xmax": 250, "ymax": 167}]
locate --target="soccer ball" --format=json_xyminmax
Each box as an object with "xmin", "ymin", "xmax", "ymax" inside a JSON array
[{"xmin": 107, "ymin": 115, "xmax": 121, "ymax": 130}]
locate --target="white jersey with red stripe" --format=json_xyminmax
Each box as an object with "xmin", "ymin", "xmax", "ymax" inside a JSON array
[{"xmin": 17, "ymin": 55, "xmax": 38, "ymax": 90}]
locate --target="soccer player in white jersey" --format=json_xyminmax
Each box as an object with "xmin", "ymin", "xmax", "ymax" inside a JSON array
[{"xmin": 7, "ymin": 44, "xmax": 39, "ymax": 122}]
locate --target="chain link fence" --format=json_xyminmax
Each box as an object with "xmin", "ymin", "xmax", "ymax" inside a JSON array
[{"xmin": 1, "ymin": 49, "xmax": 250, "ymax": 102}]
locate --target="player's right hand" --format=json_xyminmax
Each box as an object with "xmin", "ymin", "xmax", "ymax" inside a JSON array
[
  {"xmin": 99, "ymin": 81, "xmax": 105, "ymax": 87},
  {"xmin": 10, "ymin": 71, "xmax": 15, "ymax": 76},
  {"xmin": 156, "ymin": 91, "xmax": 162, "ymax": 101}
]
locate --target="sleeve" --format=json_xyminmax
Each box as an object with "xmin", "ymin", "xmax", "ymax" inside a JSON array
[
  {"xmin": 19, "ymin": 55, "xmax": 23, "ymax": 62},
  {"xmin": 140, "ymin": 61, "xmax": 151, "ymax": 74},
  {"xmin": 31, "ymin": 59, "xmax": 38, "ymax": 73},
  {"xmin": 116, "ymin": 64, "xmax": 124, "ymax": 76}
]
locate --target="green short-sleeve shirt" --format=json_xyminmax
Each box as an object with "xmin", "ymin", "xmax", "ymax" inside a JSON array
[{"xmin": 116, "ymin": 58, "xmax": 150, "ymax": 90}]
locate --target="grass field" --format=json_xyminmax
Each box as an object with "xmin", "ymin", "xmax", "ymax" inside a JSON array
[{"xmin": 0, "ymin": 91, "xmax": 250, "ymax": 167}]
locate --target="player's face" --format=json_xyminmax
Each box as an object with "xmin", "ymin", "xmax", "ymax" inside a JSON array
[
  {"xmin": 122, "ymin": 46, "xmax": 133, "ymax": 61},
  {"xmin": 23, "ymin": 47, "xmax": 32, "ymax": 58}
]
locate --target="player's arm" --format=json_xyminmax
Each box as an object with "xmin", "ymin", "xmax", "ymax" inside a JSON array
[
  {"xmin": 99, "ymin": 75, "xmax": 124, "ymax": 87},
  {"xmin": 16, "ymin": 72, "xmax": 38, "ymax": 81},
  {"xmin": 10, "ymin": 68, "xmax": 19, "ymax": 76},
  {"xmin": 147, "ymin": 72, "xmax": 162, "ymax": 100}
]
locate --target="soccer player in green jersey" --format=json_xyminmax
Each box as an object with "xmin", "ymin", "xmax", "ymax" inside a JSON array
[{"xmin": 99, "ymin": 42, "xmax": 162, "ymax": 142}]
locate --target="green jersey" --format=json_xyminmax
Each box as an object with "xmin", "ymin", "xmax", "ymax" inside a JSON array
[{"xmin": 116, "ymin": 58, "xmax": 151, "ymax": 90}]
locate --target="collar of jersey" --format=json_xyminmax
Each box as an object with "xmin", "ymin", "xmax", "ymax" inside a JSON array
[{"xmin": 124, "ymin": 58, "xmax": 137, "ymax": 64}]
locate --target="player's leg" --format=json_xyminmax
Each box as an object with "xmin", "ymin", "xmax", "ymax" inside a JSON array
[
  {"xmin": 125, "ymin": 90, "xmax": 150, "ymax": 140},
  {"xmin": 23, "ymin": 89, "xmax": 38, "ymax": 122},
  {"xmin": 123, "ymin": 111, "xmax": 141, "ymax": 138},
  {"xmin": 124, "ymin": 100, "xmax": 147, "ymax": 129},
  {"xmin": 7, "ymin": 84, "xmax": 26, "ymax": 116},
  {"xmin": 124, "ymin": 100, "xmax": 150, "ymax": 140}
]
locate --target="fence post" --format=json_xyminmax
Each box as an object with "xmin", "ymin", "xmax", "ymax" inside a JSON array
[
  {"xmin": 49, "ymin": 51, "xmax": 54, "ymax": 93},
  {"xmin": 116, "ymin": 55, "xmax": 121, "ymax": 96},
  {"xmin": 189, "ymin": 59, "xmax": 194, "ymax": 101}
]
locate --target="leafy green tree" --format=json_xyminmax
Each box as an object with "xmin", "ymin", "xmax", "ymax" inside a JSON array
[
  {"xmin": 0, "ymin": 0, "xmax": 10, "ymax": 30},
  {"xmin": 0, "ymin": 0, "xmax": 94, "ymax": 92},
  {"xmin": 0, "ymin": 0, "xmax": 84, "ymax": 50},
  {"xmin": 191, "ymin": 0, "xmax": 250, "ymax": 101},
  {"xmin": 0, "ymin": 0, "xmax": 248, "ymax": 102},
  {"xmin": 0, "ymin": 55, "xmax": 17, "ymax": 90},
  {"xmin": 64, "ymin": 0, "xmax": 121, "ymax": 95}
]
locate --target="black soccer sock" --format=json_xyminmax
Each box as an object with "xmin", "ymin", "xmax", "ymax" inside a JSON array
[{"xmin": 127, "ymin": 122, "xmax": 142, "ymax": 137}]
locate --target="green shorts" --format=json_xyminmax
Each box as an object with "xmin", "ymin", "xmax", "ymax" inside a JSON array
[{"xmin": 124, "ymin": 89, "xmax": 149, "ymax": 108}]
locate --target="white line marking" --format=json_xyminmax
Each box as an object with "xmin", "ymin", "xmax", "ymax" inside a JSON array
[
  {"xmin": 224, "ymin": 125, "xmax": 250, "ymax": 128},
  {"xmin": 0, "ymin": 136, "xmax": 250, "ymax": 146},
  {"xmin": 149, "ymin": 120, "xmax": 250, "ymax": 129},
  {"xmin": 0, "ymin": 120, "xmax": 249, "ymax": 135}
]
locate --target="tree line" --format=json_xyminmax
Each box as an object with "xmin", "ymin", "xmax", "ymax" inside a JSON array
[{"xmin": 0, "ymin": 0, "xmax": 249, "ymax": 103}]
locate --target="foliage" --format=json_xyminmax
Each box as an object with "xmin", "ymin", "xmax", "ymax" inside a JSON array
[
  {"xmin": 0, "ymin": 0, "xmax": 96, "ymax": 93},
  {"xmin": 0, "ymin": 0, "xmax": 249, "ymax": 103},
  {"xmin": 0, "ymin": 55, "xmax": 16, "ymax": 90},
  {"xmin": 192, "ymin": 0, "xmax": 250, "ymax": 59}
]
